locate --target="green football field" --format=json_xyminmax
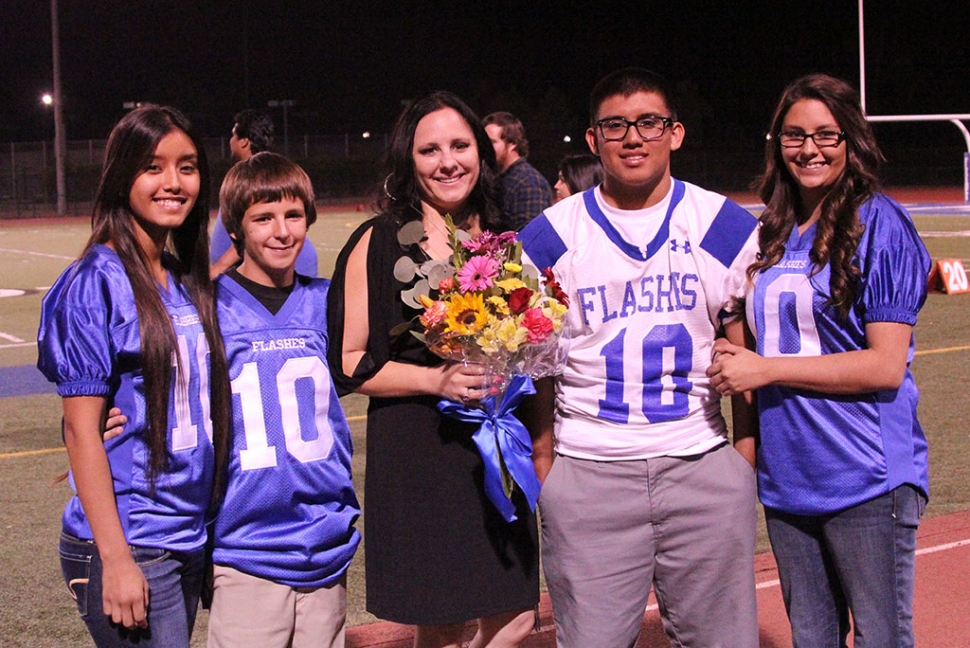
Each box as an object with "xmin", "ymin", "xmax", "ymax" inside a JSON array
[{"xmin": 1, "ymin": 203, "xmax": 968, "ymax": 646}]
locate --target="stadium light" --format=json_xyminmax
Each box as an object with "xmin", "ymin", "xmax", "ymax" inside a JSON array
[
  {"xmin": 41, "ymin": 93, "xmax": 53, "ymax": 106},
  {"xmin": 563, "ymin": 135, "xmax": 572, "ymax": 143}
]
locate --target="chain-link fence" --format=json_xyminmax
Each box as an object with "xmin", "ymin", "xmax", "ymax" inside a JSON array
[
  {"xmin": 2, "ymin": 130, "xmax": 964, "ymax": 219},
  {"xmin": 0, "ymin": 133, "xmax": 390, "ymax": 218}
]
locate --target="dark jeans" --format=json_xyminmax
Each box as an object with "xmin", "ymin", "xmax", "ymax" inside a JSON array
[
  {"xmin": 766, "ymin": 485, "xmax": 925, "ymax": 648},
  {"xmin": 59, "ymin": 532, "xmax": 205, "ymax": 648}
]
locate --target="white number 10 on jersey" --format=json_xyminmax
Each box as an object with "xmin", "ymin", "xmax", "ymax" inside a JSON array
[{"xmin": 232, "ymin": 356, "xmax": 335, "ymax": 471}]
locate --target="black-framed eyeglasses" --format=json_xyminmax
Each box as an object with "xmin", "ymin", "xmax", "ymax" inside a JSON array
[
  {"xmin": 596, "ymin": 116, "xmax": 675, "ymax": 142},
  {"xmin": 774, "ymin": 130, "xmax": 846, "ymax": 148}
]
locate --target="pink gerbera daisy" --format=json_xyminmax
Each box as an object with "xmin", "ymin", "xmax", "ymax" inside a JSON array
[{"xmin": 457, "ymin": 255, "xmax": 500, "ymax": 292}]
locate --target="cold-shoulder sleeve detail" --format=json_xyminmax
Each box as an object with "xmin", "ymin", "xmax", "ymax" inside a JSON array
[
  {"xmin": 328, "ymin": 215, "xmax": 419, "ymax": 396},
  {"xmin": 858, "ymin": 195, "xmax": 931, "ymax": 326}
]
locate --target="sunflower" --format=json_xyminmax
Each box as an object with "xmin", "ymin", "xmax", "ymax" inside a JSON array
[{"xmin": 444, "ymin": 292, "xmax": 488, "ymax": 336}]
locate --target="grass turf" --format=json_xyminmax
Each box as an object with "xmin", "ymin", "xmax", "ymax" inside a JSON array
[{"xmin": 1, "ymin": 202, "xmax": 968, "ymax": 646}]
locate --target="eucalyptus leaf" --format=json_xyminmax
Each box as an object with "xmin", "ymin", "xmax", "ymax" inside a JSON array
[
  {"xmin": 397, "ymin": 220, "xmax": 426, "ymax": 246},
  {"xmin": 400, "ymin": 286, "xmax": 422, "ymax": 309},
  {"xmin": 427, "ymin": 262, "xmax": 454, "ymax": 288},
  {"xmin": 419, "ymin": 259, "xmax": 444, "ymax": 276},
  {"xmin": 393, "ymin": 256, "xmax": 417, "ymax": 282},
  {"xmin": 412, "ymin": 278, "xmax": 431, "ymax": 300},
  {"xmin": 453, "ymin": 229, "xmax": 472, "ymax": 242},
  {"xmin": 521, "ymin": 264, "xmax": 539, "ymax": 282}
]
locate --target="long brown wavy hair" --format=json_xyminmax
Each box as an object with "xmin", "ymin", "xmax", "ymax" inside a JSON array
[
  {"xmin": 86, "ymin": 105, "xmax": 232, "ymax": 498},
  {"xmin": 750, "ymin": 74, "xmax": 885, "ymax": 318}
]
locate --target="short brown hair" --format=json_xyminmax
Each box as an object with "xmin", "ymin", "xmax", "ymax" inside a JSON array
[
  {"xmin": 219, "ymin": 152, "xmax": 317, "ymax": 253},
  {"xmin": 482, "ymin": 111, "xmax": 530, "ymax": 157}
]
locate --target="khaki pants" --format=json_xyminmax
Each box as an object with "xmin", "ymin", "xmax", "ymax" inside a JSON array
[
  {"xmin": 539, "ymin": 443, "xmax": 759, "ymax": 648},
  {"xmin": 207, "ymin": 564, "xmax": 347, "ymax": 648}
]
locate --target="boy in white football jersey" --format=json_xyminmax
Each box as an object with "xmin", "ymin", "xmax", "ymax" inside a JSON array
[{"xmin": 519, "ymin": 68, "xmax": 760, "ymax": 648}]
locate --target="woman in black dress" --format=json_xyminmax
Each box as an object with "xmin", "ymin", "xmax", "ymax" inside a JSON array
[{"xmin": 327, "ymin": 92, "xmax": 539, "ymax": 648}]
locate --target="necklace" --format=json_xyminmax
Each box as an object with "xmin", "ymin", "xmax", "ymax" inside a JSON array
[
  {"xmin": 419, "ymin": 212, "xmax": 453, "ymax": 261},
  {"xmin": 424, "ymin": 213, "xmax": 450, "ymax": 240}
]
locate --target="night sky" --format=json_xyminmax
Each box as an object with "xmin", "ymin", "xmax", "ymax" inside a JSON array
[{"xmin": 4, "ymin": 1, "xmax": 969, "ymax": 173}]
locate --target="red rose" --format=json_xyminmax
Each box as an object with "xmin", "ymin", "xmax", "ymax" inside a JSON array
[{"xmin": 508, "ymin": 287, "xmax": 534, "ymax": 315}]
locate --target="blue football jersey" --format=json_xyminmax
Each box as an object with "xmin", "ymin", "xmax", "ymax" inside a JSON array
[
  {"xmin": 747, "ymin": 194, "xmax": 931, "ymax": 515},
  {"xmin": 212, "ymin": 274, "xmax": 360, "ymax": 588},
  {"xmin": 520, "ymin": 181, "xmax": 759, "ymax": 460},
  {"xmin": 37, "ymin": 245, "xmax": 215, "ymax": 551}
]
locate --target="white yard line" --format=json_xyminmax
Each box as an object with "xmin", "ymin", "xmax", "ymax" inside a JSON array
[{"xmin": 0, "ymin": 247, "xmax": 75, "ymax": 261}]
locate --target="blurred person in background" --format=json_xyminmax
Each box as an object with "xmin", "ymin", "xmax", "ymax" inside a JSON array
[
  {"xmin": 483, "ymin": 111, "xmax": 552, "ymax": 231},
  {"xmin": 553, "ymin": 153, "xmax": 603, "ymax": 202},
  {"xmin": 210, "ymin": 109, "xmax": 318, "ymax": 278}
]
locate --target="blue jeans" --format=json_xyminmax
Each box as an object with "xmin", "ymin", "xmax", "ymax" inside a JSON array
[
  {"xmin": 765, "ymin": 485, "xmax": 925, "ymax": 648},
  {"xmin": 59, "ymin": 532, "xmax": 206, "ymax": 648}
]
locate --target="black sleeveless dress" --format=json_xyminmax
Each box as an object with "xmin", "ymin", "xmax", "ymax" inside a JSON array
[{"xmin": 327, "ymin": 215, "xmax": 539, "ymax": 625}]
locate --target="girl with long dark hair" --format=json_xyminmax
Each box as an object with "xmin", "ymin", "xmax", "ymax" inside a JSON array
[{"xmin": 38, "ymin": 105, "xmax": 231, "ymax": 647}]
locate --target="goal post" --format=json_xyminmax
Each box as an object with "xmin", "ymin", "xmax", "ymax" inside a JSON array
[
  {"xmin": 859, "ymin": 1, "xmax": 970, "ymax": 202},
  {"xmin": 866, "ymin": 115, "xmax": 970, "ymax": 203}
]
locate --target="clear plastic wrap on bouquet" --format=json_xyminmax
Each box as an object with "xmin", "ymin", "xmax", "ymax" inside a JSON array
[{"xmin": 395, "ymin": 219, "xmax": 570, "ymax": 522}]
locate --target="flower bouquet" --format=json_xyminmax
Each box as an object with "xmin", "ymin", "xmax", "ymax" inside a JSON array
[{"xmin": 395, "ymin": 217, "xmax": 568, "ymax": 521}]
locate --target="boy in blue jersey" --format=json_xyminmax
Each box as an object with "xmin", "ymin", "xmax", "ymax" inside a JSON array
[
  {"xmin": 108, "ymin": 152, "xmax": 359, "ymax": 648},
  {"xmin": 519, "ymin": 68, "xmax": 760, "ymax": 647},
  {"xmin": 207, "ymin": 152, "xmax": 359, "ymax": 648},
  {"xmin": 209, "ymin": 109, "xmax": 319, "ymax": 278}
]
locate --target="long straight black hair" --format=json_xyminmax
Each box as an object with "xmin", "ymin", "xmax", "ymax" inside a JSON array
[{"xmin": 87, "ymin": 104, "xmax": 232, "ymax": 496}]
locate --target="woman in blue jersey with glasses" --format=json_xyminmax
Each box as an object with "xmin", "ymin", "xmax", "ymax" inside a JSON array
[{"xmin": 708, "ymin": 74, "xmax": 930, "ymax": 648}]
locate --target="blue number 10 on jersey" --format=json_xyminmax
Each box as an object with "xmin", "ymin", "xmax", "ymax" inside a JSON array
[{"xmin": 519, "ymin": 181, "xmax": 760, "ymax": 460}]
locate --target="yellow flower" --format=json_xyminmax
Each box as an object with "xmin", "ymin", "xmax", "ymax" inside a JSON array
[
  {"xmin": 495, "ymin": 317, "xmax": 529, "ymax": 352},
  {"xmin": 444, "ymin": 292, "xmax": 488, "ymax": 336},
  {"xmin": 495, "ymin": 278, "xmax": 527, "ymax": 293},
  {"xmin": 417, "ymin": 294, "xmax": 436, "ymax": 309},
  {"xmin": 543, "ymin": 301, "xmax": 568, "ymax": 331},
  {"xmin": 503, "ymin": 262, "xmax": 522, "ymax": 273},
  {"xmin": 476, "ymin": 317, "xmax": 504, "ymax": 356},
  {"xmin": 487, "ymin": 296, "xmax": 510, "ymax": 316}
]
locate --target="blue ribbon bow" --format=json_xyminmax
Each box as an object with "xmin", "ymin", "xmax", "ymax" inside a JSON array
[{"xmin": 437, "ymin": 374, "xmax": 540, "ymax": 522}]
